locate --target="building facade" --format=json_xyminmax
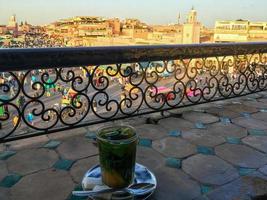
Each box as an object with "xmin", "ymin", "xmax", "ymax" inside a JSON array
[
  {"xmin": 1, "ymin": 9, "xmax": 204, "ymax": 47},
  {"xmin": 214, "ymin": 20, "xmax": 267, "ymax": 43},
  {"xmin": 49, "ymin": 16, "xmax": 113, "ymax": 38},
  {"xmin": 182, "ymin": 8, "xmax": 201, "ymax": 44},
  {"xmin": 121, "ymin": 19, "xmax": 150, "ymax": 40},
  {"xmin": 6, "ymin": 15, "xmax": 18, "ymax": 36},
  {"xmin": 149, "ymin": 24, "xmax": 183, "ymax": 44}
]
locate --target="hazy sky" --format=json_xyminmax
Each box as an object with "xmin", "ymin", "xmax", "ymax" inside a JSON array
[{"xmin": 0, "ymin": 0, "xmax": 266, "ymax": 27}]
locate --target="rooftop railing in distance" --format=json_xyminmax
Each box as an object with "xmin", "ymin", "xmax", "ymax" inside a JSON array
[{"xmin": 0, "ymin": 42, "xmax": 266, "ymax": 143}]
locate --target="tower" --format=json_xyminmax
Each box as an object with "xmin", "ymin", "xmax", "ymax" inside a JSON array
[
  {"xmin": 8, "ymin": 15, "xmax": 17, "ymax": 28},
  {"xmin": 187, "ymin": 7, "xmax": 197, "ymax": 23},
  {"xmin": 7, "ymin": 14, "xmax": 18, "ymax": 36},
  {"xmin": 177, "ymin": 12, "xmax": 181, "ymax": 24},
  {"xmin": 182, "ymin": 7, "xmax": 201, "ymax": 44}
]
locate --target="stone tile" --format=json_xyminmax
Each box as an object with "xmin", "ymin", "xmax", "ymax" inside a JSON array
[
  {"xmin": 197, "ymin": 146, "xmax": 215, "ymax": 155},
  {"xmin": 245, "ymin": 93, "xmax": 263, "ymax": 99},
  {"xmin": 231, "ymin": 100, "xmax": 242, "ymax": 105},
  {"xmin": 167, "ymin": 107, "xmax": 193, "ymax": 116},
  {"xmin": 0, "ymin": 173, "xmax": 22, "ymax": 188},
  {"xmin": 232, "ymin": 117, "xmax": 267, "ymax": 130},
  {"xmin": 0, "ymin": 188, "xmax": 10, "ymax": 200},
  {"xmin": 85, "ymin": 132, "xmax": 96, "ymax": 140},
  {"xmin": 6, "ymin": 135, "xmax": 49, "ymax": 151},
  {"xmin": 223, "ymin": 104, "xmax": 258, "ymax": 114},
  {"xmin": 138, "ymin": 138, "xmax": 152, "ymax": 147},
  {"xmin": 135, "ymin": 124, "xmax": 168, "ymax": 140},
  {"xmin": 53, "ymin": 159, "xmax": 75, "ymax": 171},
  {"xmin": 43, "ymin": 140, "xmax": 61, "ymax": 149},
  {"xmin": 205, "ymin": 107, "xmax": 240, "ymax": 119},
  {"xmin": 165, "ymin": 157, "xmax": 182, "ymax": 169},
  {"xmin": 136, "ymin": 146, "xmax": 165, "ymax": 172},
  {"xmin": 57, "ymin": 136, "xmax": 98, "ymax": 160},
  {"xmin": 248, "ymin": 129, "xmax": 267, "ymax": 136},
  {"xmin": 192, "ymin": 104, "xmax": 213, "ymax": 112},
  {"xmin": 0, "ymin": 151, "xmax": 16, "ymax": 160},
  {"xmin": 158, "ymin": 117, "xmax": 195, "ymax": 132},
  {"xmin": 152, "ymin": 137, "xmax": 196, "ymax": 158},
  {"xmin": 226, "ymin": 137, "xmax": 241, "ymax": 144},
  {"xmin": 153, "ymin": 167, "xmax": 201, "ymax": 200},
  {"xmin": 120, "ymin": 116, "xmax": 147, "ymax": 126},
  {"xmin": 258, "ymin": 98, "xmax": 267, "ymax": 104},
  {"xmin": 207, "ymin": 172, "xmax": 267, "ymax": 200},
  {"xmin": 200, "ymin": 185, "xmax": 213, "ymax": 195},
  {"xmin": 246, "ymin": 171, "xmax": 267, "ymax": 181},
  {"xmin": 243, "ymin": 100, "xmax": 267, "ymax": 109},
  {"xmin": 182, "ymin": 111, "xmax": 219, "ymax": 124},
  {"xmin": 211, "ymin": 100, "xmax": 232, "ymax": 106},
  {"xmin": 261, "ymin": 108, "xmax": 267, "ymax": 114},
  {"xmin": 252, "ymin": 112, "xmax": 267, "ymax": 122},
  {"xmin": 259, "ymin": 165, "xmax": 267, "ymax": 176},
  {"xmin": 219, "ymin": 117, "xmax": 231, "ymax": 124},
  {"xmin": 239, "ymin": 167, "xmax": 256, "ymax": 176},
  {"xmin": 215, "ymin": 144, "xmax": 267, "ymax": 168},
  {"xmin": 168, "ymin": 130, "xmax": 182, "ymax": 137},
  {"xmin": 48, "ymin": 127, "xmax": 87, "ymax": 140},
  {"xmin": 182, "ymin": 154, "xmax": 239, "ymax": 186},
  {"xmin": 0, "ymin": 161, "xmax": 8, "ymax": 181},
  {"xmin": 70, "ymin": 156, "xmax": 98, "ymax": 183},
  {"xmin": 10, "ymin": 169, "xmax": 75, "ymax": 200},
  {"xmin": 259, "ymin": 108, "xmax": 267, "ymax": 112},
  {"xmin": 240, "ymin": 112, "xmax": 252, "ymax": 118},
  {"xmin": 207, "ymin": 122, "xmax": 247, "ymax": 138},
  {"xmin": 243, "ymin": 97, "xmax": 258, "ymax": 101},
  {"xmin": 7, "ymin": 148, "xmax": 58, "ymax": 175},
  {"xmin": 182, "ymin": 129, "xmax": 225, "ymax": 147},
  {"xmin": 259, "ymin": 91, "xmax": 267, "ymax": 96},
  {"xmin": 242, "ymin": 136, "xmax": 267, "ymax": 153},
  {"xmin": 195, "ymin": 122, "xmax": 207, "ymax": 129}
]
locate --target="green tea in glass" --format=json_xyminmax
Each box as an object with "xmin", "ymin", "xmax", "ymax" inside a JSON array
[{"xmin": 97, "ymin": 125, "xmax": 138, "ymax": 189}]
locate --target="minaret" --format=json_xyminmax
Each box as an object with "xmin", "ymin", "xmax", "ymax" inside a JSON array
[
  {"xmin": 187, "ymin": 7, "xmax": 197, "ymax": 24},
  {"xmin": 8, "ymin": 15, "xmax": 17, "ymax": 27},
  {"xmin": 7, "ymin": 14, "xmax": 18, "ymax": 36},
  {"xmin": 177, "ymin": 12, "xmax": 181, "ymax": 24},
  {"xmin": 182, "ymin": 7, "xmax": 201, "ymax": 44}
]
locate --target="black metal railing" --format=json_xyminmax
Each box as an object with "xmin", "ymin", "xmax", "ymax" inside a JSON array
[{"xmin": 0, "ymin": 42, "xmax": 267, "ymax": 143}]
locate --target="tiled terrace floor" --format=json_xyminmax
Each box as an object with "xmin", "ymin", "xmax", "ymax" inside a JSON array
[{"xmin": 1, "ymin": 93, "xmax": 267, "ymax": 200}]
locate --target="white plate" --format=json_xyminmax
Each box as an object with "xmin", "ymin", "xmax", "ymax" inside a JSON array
[{"xmin": 82, "ymin": 163, "xmax": 157, "ymax": 200}]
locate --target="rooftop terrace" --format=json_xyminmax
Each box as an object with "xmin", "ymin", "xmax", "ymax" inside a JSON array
[{"xmin": 0, "ymin": 93, "xmax": 267, "ymax": 200}]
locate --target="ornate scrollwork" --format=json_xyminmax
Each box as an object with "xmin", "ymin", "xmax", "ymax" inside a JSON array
[{"xmin": 1, "ymin": 51, "xmax": 267, "ymax": 142}]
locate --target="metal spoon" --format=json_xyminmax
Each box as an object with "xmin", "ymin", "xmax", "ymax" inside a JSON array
[{"xmin": 72, "ymin": 183, "xmax": 155, "ymax": 197}]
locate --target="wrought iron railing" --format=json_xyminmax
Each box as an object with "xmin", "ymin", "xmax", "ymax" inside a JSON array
[{"xmin": 0, "ymin": 42, "xmax": 267, "ymax": 143}]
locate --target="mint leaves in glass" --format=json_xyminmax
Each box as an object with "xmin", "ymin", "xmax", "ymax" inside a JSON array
[{"xmin": 97, "ymin": 126, "xmax": 138, "ymax": 189}]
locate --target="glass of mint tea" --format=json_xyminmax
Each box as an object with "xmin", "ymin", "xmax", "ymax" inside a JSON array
[{"xmin": 96, "ymin": 125, "xmax": 138, "ymax": 189}]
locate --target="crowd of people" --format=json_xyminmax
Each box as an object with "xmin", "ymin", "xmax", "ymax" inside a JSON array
[
  {"xmin": 0, "ymin": 66, "xmax": 115, "ymax": 128},
  {"xmin": 0, "ymin": 33, "xmax": 65, "ymax": 48}
]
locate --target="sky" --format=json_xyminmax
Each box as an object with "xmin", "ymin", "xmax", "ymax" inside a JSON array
[{"xmin": 0, "ymin": 0, "xmax": 266, "ymax": 27}]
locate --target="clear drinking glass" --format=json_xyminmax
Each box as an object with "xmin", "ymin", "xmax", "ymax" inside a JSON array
[{"xmin": 97, "ymin": 125, "xmax": 138, "ymax": 189}]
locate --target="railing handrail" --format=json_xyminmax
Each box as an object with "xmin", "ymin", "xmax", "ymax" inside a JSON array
[
  {"xmin": 0, "ymin": 42, "xmax": 267, "ymax": 142},
  {"xmin": 1, "ymin": 42, "xmax": 267, "ymax": 71}
]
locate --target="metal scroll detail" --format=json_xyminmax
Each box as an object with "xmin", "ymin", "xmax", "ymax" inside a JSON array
[{"xmin": 0, "ymin": 53, "xmax": 267, "ymax": 142}]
